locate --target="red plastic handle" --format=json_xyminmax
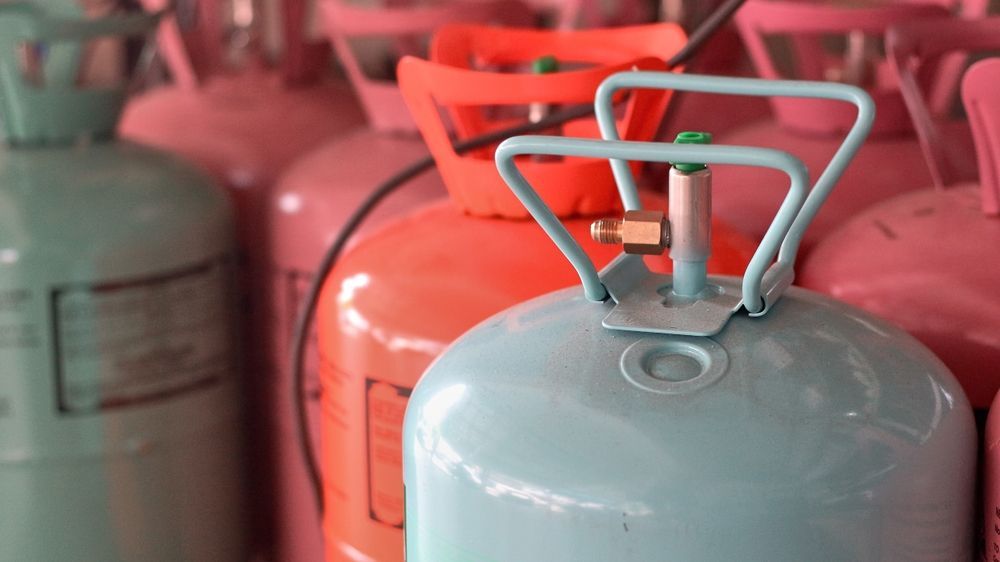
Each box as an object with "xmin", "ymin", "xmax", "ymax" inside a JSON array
[
  {"xmin": 320, "ymin": 0, "xmax": 533, "ymax": 132},
  {"xmin": 399, "ymin": 23, "xmax": 687, "ymax": 218}
]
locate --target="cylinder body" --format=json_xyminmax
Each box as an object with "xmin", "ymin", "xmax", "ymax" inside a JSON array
[
  {"xmin": 0, "ymin": 141, "xmax": 247, "ymax": 561},
  {"xmin": 799, "ymin": 185, "xmax": 1000, "ymax": 414},
  {"xmin": 713, "ymin": 120, "xmax": 934, "ymax": 252},
  {"xmin": 262, "ymin": 129, "xmax": 444, "ymax": 562},
  {"xmin": 404, "ymin": 283, "xmax": 976, "ymax": 561},
  {"xmin": 317, "ymin": 194, "xmax": 757, "ymax": 561},
  {"xmin": 121, "ymin": 67, "xmax": 365, "ymax": 560}
]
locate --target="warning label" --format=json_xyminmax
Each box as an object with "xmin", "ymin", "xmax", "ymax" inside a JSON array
[
  {"xmin": 51, "ymin": 258, "xmax": 234, "ymax": 415},
  {"xmin": 366, "ymin": 378, "xmax": 411, "ymax": 528}
]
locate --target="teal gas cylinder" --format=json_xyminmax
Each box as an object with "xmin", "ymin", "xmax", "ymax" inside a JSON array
[
  {"xmin": 403, "ymin": 74, "xmax": 976, "ymax": 561},
  {"xmin": 0, "ymin": 4, "xmax": 247, "ymax": 561}
]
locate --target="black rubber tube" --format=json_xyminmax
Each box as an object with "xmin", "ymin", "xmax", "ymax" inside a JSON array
[{"xmin": 293, "ymin": 0, "xmax": 748, "ymax": 514}]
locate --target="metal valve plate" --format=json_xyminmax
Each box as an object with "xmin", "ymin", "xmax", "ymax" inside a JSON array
[{"xmin": 600, "ymin": 254, "xmax": 744, "ymax": 337}]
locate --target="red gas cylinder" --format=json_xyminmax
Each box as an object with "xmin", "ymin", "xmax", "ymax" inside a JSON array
[
  {"xmin": 799, "ymin": 20, "xmax": 1000, "ymax": 416},
  {"xmin": 711, "ymin": 0, "xmax": 987, "ymax": 252},
  {"xmin": 120, "ymin": 0, "xmax": 364, "ymax": 254},
  {"xmin": 260, "ymin": 3, "xmax": 534, "ymax": 561},
  {"xmin": 314, "ymin": 22, "xmax": 756, "ymax": 562}
]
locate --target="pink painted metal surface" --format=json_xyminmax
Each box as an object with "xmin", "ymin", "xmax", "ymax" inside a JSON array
[
  {"xmin": 888, "ymin": 15, "xmax": 1000, "ymax": 191},
  {"xmin": 655, "ymin": 1, "xmax": 772, "ymax": 151},
  {"xmin": 120, "ymin": 0, "xmax": 365, "ymax": 252},
  {"xmin": 712, "ymin": 0, "xmax": 983, "ymax": 250},
  {"xmin": 505, "ymin": 0, "xmax": 651, "ymax": 29},
  {"xmin": 713, "ymin": 122, "xmax": 936, "ymax": 250},
  {"xmin": 799, "ymin": 54, "xmax": 1000, "ymax": 413},
  {"xmin": 260, "ymin": 4, "xmax": 534, "ymax": 561},
  {"xmin": 122, "ymin": 73, "xmax": 363, "ymax": 251},
  {"xmin": 735, "ymin": 0, "xmax": 953, "ymax": 136}
]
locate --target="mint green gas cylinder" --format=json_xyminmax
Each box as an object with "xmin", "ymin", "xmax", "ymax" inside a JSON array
[
  {"xmin": 403, "ymin": 74, "xmax": 976, "ymax": 561},
  {"xmin": 0, "ymin": 4, "xmax": 247, "ymax": 561}
]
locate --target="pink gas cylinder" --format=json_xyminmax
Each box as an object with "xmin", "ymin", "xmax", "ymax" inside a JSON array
[
  {"xmin": 799, "ymin": 20, "xmax": 1000, "ymax": 418},
  {"xmin": 260, "ymin": 3, "xmax": 535, "ymax": 561},
  {"xmin": 510, "ymin": 0, "xmax": 651, "ymax": 29},
  {"xmin": 120, "ymin": 0, "xmax": 364, "ymax": 254},
  {"xmin": 656, "ymin": 0, "xmax": 772, "ymax": 165},
  {"xmin": 711, "ymin": 0, "xmax": 988, "ymax": 251},
  {"xmin": 558, "ymin": 0, "xmax": 652, "ymax": 28}
]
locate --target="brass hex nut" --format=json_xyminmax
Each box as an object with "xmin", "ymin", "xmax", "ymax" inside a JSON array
[{"xmin": 622, "ymin": 210, "xmax": 669, "ymax": 255}]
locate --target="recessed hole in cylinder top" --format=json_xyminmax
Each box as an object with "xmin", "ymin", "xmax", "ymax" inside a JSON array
[{"xmin": 644, "ymin": 352, "xmax": 704, "ymax": 382}]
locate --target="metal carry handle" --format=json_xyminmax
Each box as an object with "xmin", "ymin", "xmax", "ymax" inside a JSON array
[
  {"xmin": 0, "ymin": 3, "xmax": 160, "ymax": 43},
  {"xmin": 0, "ymin": 3, "xmax": 160, "ymax": 142},
  {"xmin": 495, "ymin": 137, "xmax": 808, "ymax": 309},
  {"xmin": 594, "ymin": 72, "xmax": 875, "ymax": 314}
]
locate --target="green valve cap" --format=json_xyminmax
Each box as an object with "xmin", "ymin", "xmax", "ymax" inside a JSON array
[
  {"xmin": 673, "ymin": 131, "xmax": 712, "ymax": 172},
  {"xmin": 532, "ymin": 55, "xmax": 559, "ymax": 75}
]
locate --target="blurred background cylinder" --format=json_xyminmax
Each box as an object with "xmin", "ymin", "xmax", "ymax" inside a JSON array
[{"xmin": 0, "ymin": 3, "xmax": 247, "ymax": 560}]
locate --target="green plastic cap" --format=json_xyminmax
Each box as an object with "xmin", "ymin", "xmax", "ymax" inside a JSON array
[
  {"xmin": 532, "ymin": 55, "xmax": 559, "ymax": 75},
  {"xmin": 673, "ymin": 131, "xmax": 713, "ymax": 172}
]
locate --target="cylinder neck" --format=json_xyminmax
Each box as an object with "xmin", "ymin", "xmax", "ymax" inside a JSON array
[
  {"xmin": 668, "ymin": 166, "xmax": 711, "ymax": 297},
  {"xmin": 668, "ymin": 131, "xmax": 713, "ymax": 297}
]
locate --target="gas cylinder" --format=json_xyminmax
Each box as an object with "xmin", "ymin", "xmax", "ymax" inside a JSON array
[
  {"xmin": 0, "ymin": 4, "xmax": 247, "ymax": 561},
  {"xmin": 119, "ymin": 0, "xmax": 364, "ymax": 254},
  {"xmin": 261, "ymin": 3, "xmax": 534, "ymax": 561},
  {"xmin": 711, "ymin": 0, "xmax": 988, "ymax": 251},
  {"xmin": 658, "ymin": 0, "xmax": 771, "ymax": 137},
  {"xmin": 315, "ymin": 23, "xmax": 756, "ymax": 562},
  {"xmin": 122, "ymin": 0, "xmax": 364, "ymax": 551},
  {"xmin": 403, "ymin": 72, "xmax": 976, "ymax": 562},
  {"xmin": 529, "ymin": 0, "xmax": 652, "ymax": 28},
  {"xmin": 800, "ymin": 19, "xmax": 1000, "ymax": 417}
]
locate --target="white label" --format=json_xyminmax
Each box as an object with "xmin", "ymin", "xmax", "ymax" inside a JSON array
[{"xmin": 52, "ymin": 258, "xmax": 234, "ymax": 414}]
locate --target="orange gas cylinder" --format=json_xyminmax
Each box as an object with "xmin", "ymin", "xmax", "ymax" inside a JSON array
[{"xmin": 314, "ymin": 23, "xmax": 756, "ymax": 562}]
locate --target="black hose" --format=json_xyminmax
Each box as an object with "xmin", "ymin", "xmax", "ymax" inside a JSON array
[{"xmin": 293, "ymin": 0, "xmax": 748, "ymax": 514}]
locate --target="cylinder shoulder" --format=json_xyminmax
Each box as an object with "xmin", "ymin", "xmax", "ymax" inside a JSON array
[
  {"xmin": 409, "ymin": 280, "xmax": 973, "ymax": 493},
  {"xmin": 0, "ymin": 141, "xmax": 232, "ymax": 271}
]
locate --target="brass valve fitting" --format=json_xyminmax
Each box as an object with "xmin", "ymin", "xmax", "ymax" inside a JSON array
[{"xmin": 590, "ymin": 210, "xmax": 670, "ymax": 255}]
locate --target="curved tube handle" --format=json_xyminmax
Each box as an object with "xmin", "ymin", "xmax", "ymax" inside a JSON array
[
  {"xmin": 495, "ymin": 136, "xmax": 809, "ymax": 312},
  {"xmin": 595, "ymin": 72, "xmax": 875, "ymax": 314},
  {"xmin": 0, "ymin": 2, "xmax": 161, "ymax": 142}
]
